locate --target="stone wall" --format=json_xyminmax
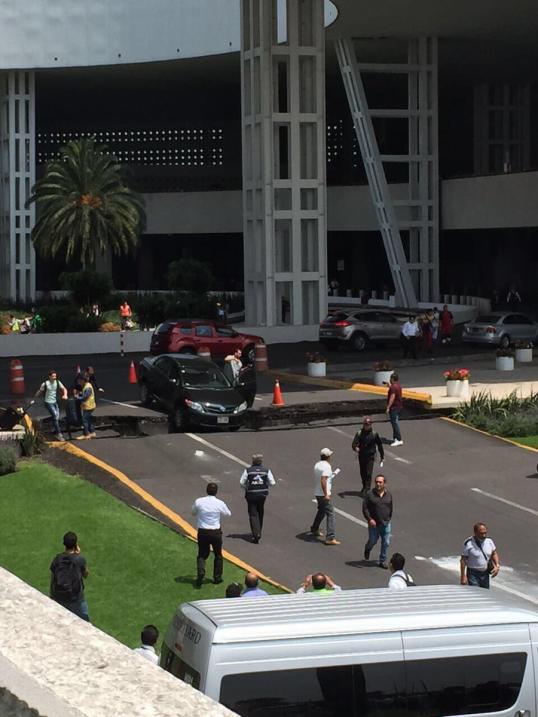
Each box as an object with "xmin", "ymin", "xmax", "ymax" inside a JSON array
[{"xmin": 0, "ymin": 567, "xmax": 236, "ymax": 717}]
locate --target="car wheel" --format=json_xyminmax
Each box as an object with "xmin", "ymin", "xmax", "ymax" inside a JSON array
[
  {"xmin": 500, "ymin": 334, "xmax": 511, "ymax": 349},
  {"xmin": 351, "ymin": 332, "xmax": 368, "ymax": 352},
  {"xmin": 139, "ymin": 382, "xmax": 152, "ymax": 407},
  {"xmin": 245, "ymin": 344, "xmax": 256, "ymax": 364},
  {"xmin": 172, "ymin": 406, "xmax": 186, "ymax": 432}
]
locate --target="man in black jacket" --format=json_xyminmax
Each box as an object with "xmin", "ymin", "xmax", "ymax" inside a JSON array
[
  {"xmin": 362, "ymin": 475, "xmax": 393, "ymax": 569},
  {"xmin": 239, "ymin": 454, "xmax": 276, "ymax": 543},
  {"xmin": 351, "ymin": 416, "xmax": 384, "ymax": 495}
]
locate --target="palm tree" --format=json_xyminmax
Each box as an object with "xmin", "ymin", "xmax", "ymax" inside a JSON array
[{"xmin": 27, "ymin": 137, "xmax": 146, "ymax": 268}]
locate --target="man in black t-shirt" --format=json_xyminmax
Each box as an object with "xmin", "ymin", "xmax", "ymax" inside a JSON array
[
  {"xmin": 351, "ymin": 417, "xmax": 384, "ymax": 494},
  {"xmin": 50, "ymin": 531, "xmax": 90, "ymax": 622}
]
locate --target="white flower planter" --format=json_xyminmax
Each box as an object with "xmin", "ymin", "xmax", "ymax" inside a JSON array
[
  {"xmin": 446, "ymin": 379, "xmax": 470, "ymax": 398},
  {"xmin": 373, "ymin": 370, "xmax": 393, "ymax": 386},
  {"xmin": 515, "ymin": 347, "xmax": 533, "ymax": 363},
  {"xmin": 307, "ymin": 362, "xmax": 326, "ymax": 377},
  {"xmin": 496, "ymin": 356, "xmax": 514, "ymax": 371}
]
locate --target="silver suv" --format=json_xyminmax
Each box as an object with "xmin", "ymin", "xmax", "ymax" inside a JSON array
[{"xmin": 319, "ymin": 310, "xmax": 402, "ymax": 351}]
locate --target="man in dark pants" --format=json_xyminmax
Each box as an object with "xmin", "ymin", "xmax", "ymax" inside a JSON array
[
  {"xmin": 240, "ymin": 454, "xmax": 276, "ymax": 543},
  {"xmin": 310, "ymin": 447, "xmax": 341, "ymax": 546},
  {"xmin": 351, "ymin": 416, "xmax": 384, "ymax": 495},
  {"xmin": 362, "ymin": 475, "xmax": 393, "ymax": 569},
  {"xmin": 191, "ymin": 483, "xmax": 231, "ymax": 587},
  {"xmin": 460, "ymin": 522, "xmax": 500, "ymax": 589},
  {"xmin": 386, "ymin": 372, "xmax": 404, "ymax": 447}
]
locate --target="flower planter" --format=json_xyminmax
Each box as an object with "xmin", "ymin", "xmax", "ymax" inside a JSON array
[
  {"xmin": 446, "ymin": 379, "xmax": 470, "ymax": 398},
  {"xmin": 515, "ymin": 347, "xmax": 533, "ymax": 363},
  {"xmin": 374, "ymin": 369, "xmax": 393, "ymax": 386},
  {"xmin": 307, "ymin": 361, "xmax": 326, "ymax": 377},
  {"xmin": 496, "ymin": 356, "xmax": 514, "ymax": 371}
]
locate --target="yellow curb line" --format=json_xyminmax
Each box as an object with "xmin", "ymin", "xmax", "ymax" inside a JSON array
[
  {"xmin": 349, "ymin": 382, "xmax": 432, "ymax": 405},
  {"xmin": 441, "ymin": 416, "xmax": 538, "ymax": 453},
  {"xmin": 50, "ymin": 441, "xmax": 291, "ymax": 593}
]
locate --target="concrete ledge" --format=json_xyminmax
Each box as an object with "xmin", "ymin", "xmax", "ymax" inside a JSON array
[
  {"xmin": 0, "ymin": 567, "xmax": 236, "ymax": 717},
  {"xmin": 0, "ymin": 331, "xmax": 151, "ymax": 358}
]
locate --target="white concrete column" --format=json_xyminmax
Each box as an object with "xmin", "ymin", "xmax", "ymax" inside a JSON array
[
  {"xmin": 241, "ymin": 0, "xmax": 327, "ymax": 326},
  {"xmin": 0, "ymin": 71, "xmax": 36, "ymax": 302}
]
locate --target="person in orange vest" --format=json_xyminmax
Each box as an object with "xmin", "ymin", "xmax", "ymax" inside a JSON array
[
  {"xmin": 76, "ymin": 373, "xmax": 96, "ymax": 440},
  {"xmin": 119, "ymin": 300, "xmax": 132, "ymax": 330}
]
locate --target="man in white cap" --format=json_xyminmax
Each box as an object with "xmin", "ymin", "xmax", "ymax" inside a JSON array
[{"xmin": 310, "ymin": 448, "xmax": 341, "ymax": 546}]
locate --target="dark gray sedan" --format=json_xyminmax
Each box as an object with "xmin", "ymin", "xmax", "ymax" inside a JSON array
[{"xmin": 462, "ymin": 312, "xmax": 538, "ymax": 348}]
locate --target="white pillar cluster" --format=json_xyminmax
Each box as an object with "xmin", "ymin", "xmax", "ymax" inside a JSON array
[
  {"xmin": 240, "ymin": 0, "xmax": 327, "ymax": 326},
  {"xmin": 0, "ymin": 71, "xmax": 36, "ymax": 302}
]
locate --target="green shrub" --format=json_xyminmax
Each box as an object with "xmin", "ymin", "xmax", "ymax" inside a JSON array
[
  {"xmin": 19, "ymin": 428, "xmax": 45, "ymax": 457},
  {"xmin": 0, "ymin": 446, "xmax": 17, "ymax": 476},
  {"xmin": 40, "ymin": 305, "xmax": 79, "ymax": 333},
  {"xmin": 452, "ymin": 391, "xmax": 538, "ymax": 437},
  {"xmin": 66, "ymin": 314, "xmax": 102, "ymax": 333},
  {"xmin": 135, "ymin": 294, "xmax": 167, "ymax": 329},
  {"xmin": 60, "ymin": 270, "xmax": 112, "ymax": 307}
]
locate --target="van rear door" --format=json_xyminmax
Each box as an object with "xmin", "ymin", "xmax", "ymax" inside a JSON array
[{"xmin": 403, "ymin": 624, "xmax": 535, "ymax": 716}]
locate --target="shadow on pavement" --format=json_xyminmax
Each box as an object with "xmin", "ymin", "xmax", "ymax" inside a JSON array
[
  {"xmin": 295, "ymin": 531, "xmax": 326, "ymax": 544},
  {"xmin": 338, "ymin": 490, "xmax": 363, "ymax": 500},
  {"xmin": 346, "ymin": 560, "xmax": 376, "ymax": 569},
  {"xmin": 526, "ymin": 472, "xmax": 538, "ymax": 479},
  {"xmin": 227, "ymin": 532, "xmax": 255, "ymax": 543}
]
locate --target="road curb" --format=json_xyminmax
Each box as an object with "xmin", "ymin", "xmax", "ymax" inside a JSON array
[
  {"xmin": 49, "ymin": 441, "xmax": 292, "ymax": 593},
  {"xmin": 440, "ymin": 416, "xmax": 538, "ymax": 453}
]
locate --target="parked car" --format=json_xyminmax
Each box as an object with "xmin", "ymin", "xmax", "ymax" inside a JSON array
[
  {"xmin": 138, "ymin": 354, "xmax": 256, "ymax": 431},
  {"xmin": 150, "ymin": 319, "xmax": 263, "ymax": 363},
  {"xmin": 319, "ymin": 310, "xmax": 403, "ymax": 351},
  {"xmin": 462, "ymin": 312, "xmax": 538, "ymax": 348}
]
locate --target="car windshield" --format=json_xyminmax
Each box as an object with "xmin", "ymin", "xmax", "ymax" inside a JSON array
[
  {"xmin": 475, "ymin": 315, "xmax": 500, "ymax": 323},
  {"xmin": 179, "ymin": 365, "xmax": 232, "ymax": 389}
]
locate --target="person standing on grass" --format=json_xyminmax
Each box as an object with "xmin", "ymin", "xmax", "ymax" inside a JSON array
[
  {"xmin": 133, "ymin": 625, "xmax": 160, "ymax": 665},
  {"xmin": 386, "ymin": 372, "xmax": 403, "ymax": 447},
  {"xmin": 50, "ymin": 531, "xmax": 90, "ymax": 622},
  {"xmin": 34, "ymin": 370, "xmax": 68, "ymax": 441},
  {"xmin": 351, "ymin": 416, "xmax": 384, "ymax": 495},
  {"xmin": 76, "ymin": 372, "xmax": 96, "ymax": 440},
  {"xmin": 239, "ymin": 453, "xmax": 276, "ymax": 543},
  {"xmin": 192, "ymin": 482, "xmax": 231, "ymax": 587},
  {"xmin": 362, "ymin": 475, "xmax": 393, "ymax": 569},
  {"xmin": 310, "ymin": 448, "xmax": 341, "ymax": 546},
  {"xmin": 242, "ymin": 573, "xmax": 268, "ymax": 597}
]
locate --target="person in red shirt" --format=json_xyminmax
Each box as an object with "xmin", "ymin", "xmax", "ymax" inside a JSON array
[
  {"xmin": 439, "ymin": 304, "xmax": 454, "ymax": 344},
  {"xmin": 386, "ymin": 372, "xmax": 403, "ymax": 447}
]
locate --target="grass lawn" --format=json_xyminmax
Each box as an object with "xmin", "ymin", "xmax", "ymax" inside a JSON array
[
  {"xmin": 511, "ymin": 435, "xmax": 538, "ymax": 450},
  {"xmin": 0, "ymin": 460, "xmax": 283, "ymax": 649}
]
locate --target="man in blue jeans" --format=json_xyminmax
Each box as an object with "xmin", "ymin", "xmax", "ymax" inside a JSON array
[
  {"xmin": 386, "ymin": 372, "xmax": 403, "ymax": 447},
  {"xmin": 362, "ymin": 475, "xmax": 393, "ymax": 569},
  {"xmin": 34, "ymin": 370, "xmax": 68, "ymax": 441}
]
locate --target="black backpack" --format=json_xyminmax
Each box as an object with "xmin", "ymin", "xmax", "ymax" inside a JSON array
[
  {"xmin": 52, "ymin": 554, "xmax": 82, "ymax": 601},
  {"xmin": 404, "ymin": 572, "xmax": 416, "ymax": 587}
]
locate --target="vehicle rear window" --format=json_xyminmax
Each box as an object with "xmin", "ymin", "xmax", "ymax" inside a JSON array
[
  {"xmin": 475, "ymin": 315, "xmax": 499, "ymax": 323},
  {"xmin": 324, "ymin": 312, "xmax": 350, "ymax": 323},
  {"xmin": 156, "ymin": 322, "xmax": 173, "ymax": 334}
]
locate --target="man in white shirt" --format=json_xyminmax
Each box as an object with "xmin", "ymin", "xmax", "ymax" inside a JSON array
[
  {"xmin": 133, "ymin": 624, "xmax": 159, "ymax": 665},
  {"xmin": 400, "ymin": 315, "xmax": 421, "ymax": 359},
  {"xmin": 310, "ymin": 448, "xmax": 341, "ymax": 546},
  {"xmin": 460, "ymin": 522, "xmax": 500, "ymax": 589},
  {"xmin": 192, "ymin": 483, "xmax": 231, "ymax": 587},
  {"xmin": 388, "ymin": 553, "xmax": 414, "ymax": 589},
  {"xmin": 224, "ymin": 348, "xmax": 243, "ymax": 384}
]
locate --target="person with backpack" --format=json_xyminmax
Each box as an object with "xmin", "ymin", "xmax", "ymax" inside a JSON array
[
  {"xmin": 50, "ymin": 531, "xmax": 90, "ymax": 621},
  {"xmin": 351, "ymin": 416, "xmax": 384, "ymax": 495},
  {"xmin": 34, "ymin": 370, "xmax": 68, "ymax": 441},
  {"xmin": 239, "ymin": 454, "xmax": 276, "ymax": 543},
  {"xmin": 388, "ymin": 552, "xmax": 415, "ymax": 589}
]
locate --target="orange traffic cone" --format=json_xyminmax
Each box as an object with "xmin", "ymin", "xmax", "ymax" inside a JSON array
[
  {"xmin": 272, "ymin": 378, "xmax": 285, "ymax": 407},
  {"xmin": 128, "ymin": 360, "xmax": 137, "ymax": 384}
]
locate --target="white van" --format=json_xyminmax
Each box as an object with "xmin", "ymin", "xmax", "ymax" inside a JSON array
[{"xmin": 161, "ymin": 585, "xmax": 538, "ymax": 716}]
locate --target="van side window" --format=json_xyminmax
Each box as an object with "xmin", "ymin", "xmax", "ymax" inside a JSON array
[
  {"xmin": 220, "ymin": 662, "xmax": 405, "ymax": 716},
  {"xmin": 405, "ymin": 652, "xmax": 527, "ymax": 716},
  {"xmin": 219, "ymin": 653, "xmax": 526, "ymax": 717}
]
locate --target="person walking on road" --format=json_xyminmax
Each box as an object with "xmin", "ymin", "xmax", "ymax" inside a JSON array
[
  {"xmin": 50, "ymin": 531, "xmax": 90, "ymax": 621},
  {"xmin": 76, "ymin": 373, "xmax": 97, "ymax": 440},
  {"xmin": 363, "ymin": 475, "xmax": 393, "ymax": 569},
  {"xmin": 242, "ymin": 572, "xmax": 268, "ymax": 597},
  {"xmin": 460, "ymin": 522, "xmax": 500, "ymax": 589},
  {"xmin": 192, "ymin": 482, "xmax": 231, "ymax": 587},
  {"xmin": 296, "ymin": 573, "xmax": 342, "ymax": 595},
  {"xmin": 388, "ymin": 553, "xmax": 415, "ymax": 589},
  {"xmin": 401, "ymin": 315, "xmax": 421, "ymax": 359},
  {"xmin": 352, "ymin": 416, "xmax": 384, "ymax": 495},
  {"xmin": 240, "ymin": 453, "xmax": 276, "ymax": 543},
  {"xmin": 34, "ymin": 370, "xmax": 68, "ymax": 441},
  {"xmin": 310, "ymin": 448, "xmax": 341, "ymax": 546},
  {"xmin": 386, "ymin": 372, "xmax": 403, "ymax": 447}
]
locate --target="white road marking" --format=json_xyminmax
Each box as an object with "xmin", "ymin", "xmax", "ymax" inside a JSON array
[
  {"xmin": 185, "ymin": 433, "xmax": 249, "ymax": 468},
  {"xmin": 101, "ymin": 398, "xmax": 145, "ymax": 410},
  {"xmin": 471, "ymin": 487, "xmax": 538, "ymax": 517},
  {"xmin": 328, "ymin": 427, "xmax": 412, "ymax": 464},
  {"xmin": 254, "ymin": 396, "xmax": 263, "ymax": 401},
  {"xmin": 311, "ymin": 499, "xmax": 368, "ymax": 528},
  {"xmin": 419, "ymin": 555, "xmax": 538, "ymax": 606}
]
